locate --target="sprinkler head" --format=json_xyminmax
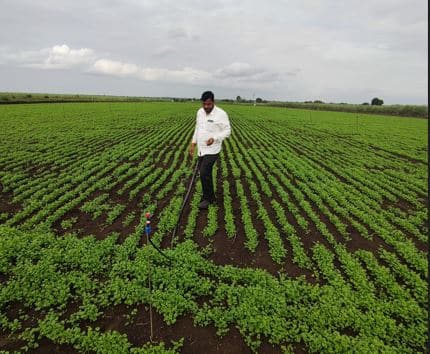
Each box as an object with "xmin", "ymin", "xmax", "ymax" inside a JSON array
[{"xmin": 145, "ymin": 220, "xmax": 152, "ymax": 235}]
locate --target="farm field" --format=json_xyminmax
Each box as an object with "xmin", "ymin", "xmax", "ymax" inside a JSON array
[{"xmin": 0, "ymin": 102, "xmax": 428, "ymax": 353}]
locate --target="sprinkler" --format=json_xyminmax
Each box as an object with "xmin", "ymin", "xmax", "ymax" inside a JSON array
[
  {"xmin": 144, "ymin": 212, "xmax": 172, "ymax": 262},
  {"xmin": 142, "ymin": 158, "xmax": 202, "ymax": 341},
  {"xmin": 141, "ymin": 158, "xmax": 201, "ymax": 261}
]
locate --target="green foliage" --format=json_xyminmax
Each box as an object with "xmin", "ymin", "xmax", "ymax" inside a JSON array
[
  {"xmin": 106, "ymin": 203, "xmax": 126, "ymax": 224},
  {"xmin": 122, "ymin": 211, "xmax": 136, "ymax": 227},
  {"xmin": 60, "ymin": 216, "xmax": 78, "ymax": 229},
  {"xmin": 371, "ymin": 97, "xmax": 384, "ymax": 106},
  {"xmin": 202, "ymin": 205, "xmax": 218, "ymax": 237},
  {"xmin": 80, "ymin": 193, "xmax": 111, "ymax": 220},
  {"xmin": 0, "ymin": 101, "xmax": 427, "ymax": 353}
]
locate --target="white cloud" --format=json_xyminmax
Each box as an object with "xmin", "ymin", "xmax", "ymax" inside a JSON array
[
  {"xmin": 91, "ymin": 58, "xmax": 281, "ymax": 88},
  {"xmin": 41, "ymin": 44, "xmax": 95, "ymax": 69},
  {"xmin": 140, "ymin": 67, "xmax": 211, "ymax": 83},
  {"xmin": 3, "ymin": 44, "xmax": 283, "ymax": 87},
  {"xmin": 93, "ymin": 59, "xmax": 139, "ymax": 76},
  {"xmin": 0, "ymin": 44, "xmax": 95, "ymax": 69},
  {"xmin": 92, "ymin": 58, "xmax": 212, "ymax": 84}
]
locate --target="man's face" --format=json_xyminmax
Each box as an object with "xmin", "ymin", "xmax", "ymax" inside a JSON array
[{"xmin": 202, "ymin": 99, "xmax": 214, "ymax": 114}]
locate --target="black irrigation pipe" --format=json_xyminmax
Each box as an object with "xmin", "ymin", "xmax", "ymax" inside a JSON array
[
  {"xmin": 170, "ymin": 157, "xmax": 201, "ymax": 247},
  {"xmin": 144, "ymin": 157, "xmax": 201, "ymax": 263}
]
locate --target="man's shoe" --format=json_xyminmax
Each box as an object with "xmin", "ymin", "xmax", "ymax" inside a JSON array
[{"xmin": 199, "ymin": 200, "xmax": 210, "ymax": 209}]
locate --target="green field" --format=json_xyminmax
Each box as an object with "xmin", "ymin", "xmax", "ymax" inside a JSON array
[
  {"xmin": 1, "ymin": 92, "xmax": 427, "ymax": 118},
  {"xmin": 0, "ymin": 102, "xmax": 428, "ymax": 353}
]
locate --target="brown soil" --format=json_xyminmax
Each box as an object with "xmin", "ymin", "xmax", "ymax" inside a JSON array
[
  {"xmin": 0, "ymin": 184, "xmax": 22, "ymax": 218},
  {"xmin": 84, "ymin": 303, "xmax": 285, "ymax": 354}
]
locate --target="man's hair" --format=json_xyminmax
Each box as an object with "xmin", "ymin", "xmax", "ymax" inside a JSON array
[{"xmin": 201, "ymin": 91, "xmax": 214, "ymax": 101}]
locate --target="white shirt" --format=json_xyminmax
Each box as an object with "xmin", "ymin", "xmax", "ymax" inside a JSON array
[{"xmin": 192, "ymin": 105, "xmax": 231, "ymax": 156}]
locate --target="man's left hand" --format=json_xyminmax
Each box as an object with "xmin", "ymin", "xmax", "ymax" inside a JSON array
[{"xmin": 206, "ymin": 137, "xmax": 214, "ymax": 146}]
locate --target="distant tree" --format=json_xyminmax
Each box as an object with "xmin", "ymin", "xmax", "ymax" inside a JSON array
[
  {"xmin": 256, "ymin": 97, "xmax": 263, "ymax": 103},
  {"xmin": 236, "ymin": 96, "xmax": 242, "ymax": 102},
  {"xmin": 362, "ymin": 102, "xmax": 369, "ymax": 105},
  {"xmin": 371, "ymin": 97, "xmax": 384, "ymax": 106},
  {"xmin": 313, "ymin": 100, "xmax": 324, "ymax": 104}
]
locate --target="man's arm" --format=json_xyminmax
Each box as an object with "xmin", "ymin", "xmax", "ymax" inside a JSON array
[
  {"xmin": 213, "ymin": 113, "xmax": 231, "ymax": 143},
  {"xmin": 189, "ymin": 114, "xmax": 198, "ymax": 156},
  {"xmin": 191, "ymin": 119, "xmax": 198, "ymax": 144}
]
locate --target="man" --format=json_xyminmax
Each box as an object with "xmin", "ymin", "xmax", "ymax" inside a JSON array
[{"xmin": 189, "ymin": 91, "xmax": 231, "ymax": 209}]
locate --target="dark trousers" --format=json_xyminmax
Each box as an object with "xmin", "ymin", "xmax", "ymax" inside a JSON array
[{"xmin": 198, "ymin": 153, "xmax": 219, "ymax": 202}]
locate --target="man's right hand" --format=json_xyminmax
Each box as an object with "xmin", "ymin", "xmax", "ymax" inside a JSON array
[{"xmin": 189, "ymin": 143, "xmax": 196, "ymax": 158}]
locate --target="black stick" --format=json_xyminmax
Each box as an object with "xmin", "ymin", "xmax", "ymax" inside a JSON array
[{"xmin": 170, "ymin": 158, "xmax": 201, "ymax": 247}]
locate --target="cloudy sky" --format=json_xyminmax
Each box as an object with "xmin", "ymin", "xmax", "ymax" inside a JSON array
[{"xmin": 0, "ymin": 0, "xmax": 427, "ymax": 103}]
